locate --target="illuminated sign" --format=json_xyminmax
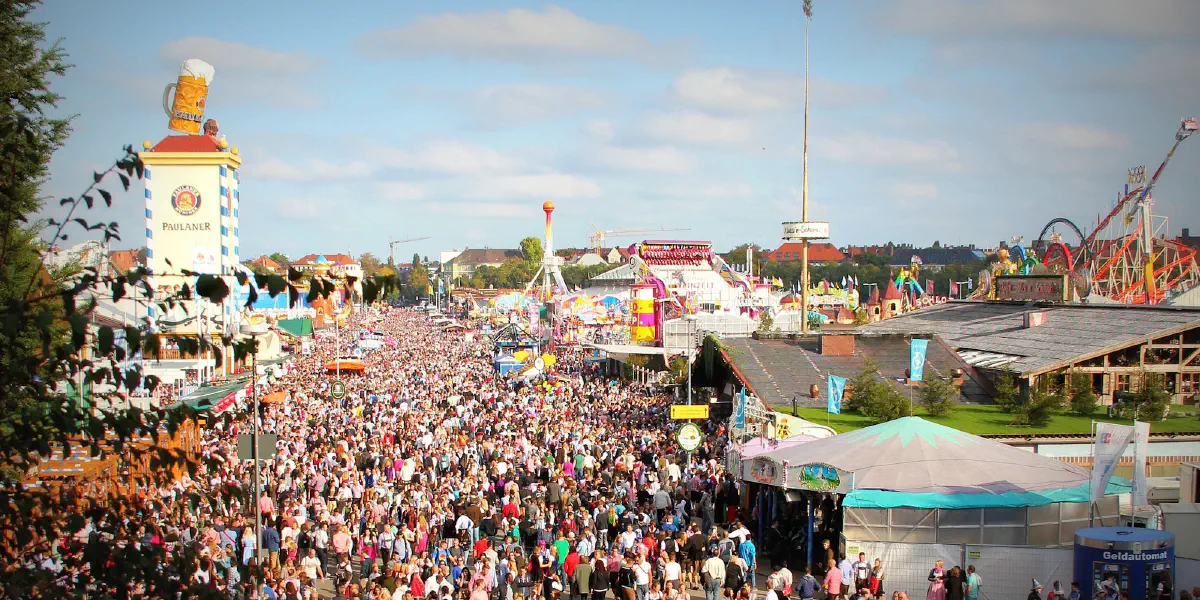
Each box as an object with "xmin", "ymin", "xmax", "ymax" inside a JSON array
[{"xmin": 994, "ymin": 275, "xmax": 1069, "ymax": 302}]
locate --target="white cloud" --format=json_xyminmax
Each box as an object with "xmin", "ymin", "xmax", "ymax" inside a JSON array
[
  {"xmin": 594, "ymin": 146, "xmax": 696, "ymax": 173},
  {"xmin": 379, "ymin": 181, "xmax": 426, "ymax": 201},
  {"xmin": 471, "ymin": 84, "xmax": 607, "ymax": 125},
  {"xmin": 584, "ymin": 120, "xmax": 616, "ymax": 141},
  {"xmin": 159, "ymin": 37, "xmax": 317, "ymax": 74},
  {"xmin": 1014, "ymin": 123, "xmax": 1129, "ymax": 151},
  {"xmin": 270, "ymin": 197, "xmax": 323, "ymax": 221},
  {"xmin": 356, "ymin": 6, "xmax": 668, "ymax": 64},
  {"xmin": 888, "ymin": 181, "xmax": 941, "ymax": 199},
  {"xmin": 158, "ymin": 38, "xmax": 321, "ymax": 109},
  {"xmin": 877, "ymin": 0, "xmax": 1199, "ymax": 39},
  {"xmin": 643, "ymin": 110, "xmax": 754, "ymax": 145},
  {"xmin": 374, "ymin": 140, "xmax": 521, "ymax": 174},
  {"xmin": 462, "ymin": 174, "xmax": 602, "ymax": 200},
  {"xmin": 659, "ymin": 182, "xmax": 755, "ymax": 200},
  {"xmin": 250, "ymin": 157, "xmax": 372, "ymax": 182},
  {"xmin": 815, "ymin": 133, "xmax": 962, "ymax": 171},
  {"xmin": 425, "ymin": 202, "xmax": 535, "ymax": 218},
  {"xmin": 672, "ymin": 68, "xmax": 885, "ymax": 113}
]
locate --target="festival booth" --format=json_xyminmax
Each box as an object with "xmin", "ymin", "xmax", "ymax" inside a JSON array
[{"xmin": 742, "ymin": 417, "xmax": 1131, "ymax": 600}]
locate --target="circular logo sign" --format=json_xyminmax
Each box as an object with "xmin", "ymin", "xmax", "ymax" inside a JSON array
[
  {"xmin": 331, "ymin": 380, "xmax": 346, "ymax": 400},
  {"xmin": 171, "ymin": 185, "xmax": 202, "ymax": 216},
  {"xmin": 677, "ymin": 423, "xmax": 702, "ymax": 452}
]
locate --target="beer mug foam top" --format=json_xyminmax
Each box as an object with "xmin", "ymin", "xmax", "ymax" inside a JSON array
[{"xmin": 163, "ymin": 59, "xmax": 216, "ymax": 135}]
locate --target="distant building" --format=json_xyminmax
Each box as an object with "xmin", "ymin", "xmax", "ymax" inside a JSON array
[
  {"xmin": 291, "ymin": 253, "xmax": 363, "ymax": 289},
  {"xmin": 108, "ymin": 249, "xmax": 142, "ymax": 274},
  {"xmin": 246, "ymin": 255, "xmax": 283, "ymax": 274},
  {"xmin": 443, "ymin": 248, "xmax": 523, "ymax": 282},
  {"xmin": 767, "ymin": 242, "xmax": 846, "ymax": 264},
  {"xmin": 888, "ymin": 246, "xmax": 986, "ymax": 268},
  {"xmin": 1179, "ymin": 228, "xmax": 1200, "ymax": 251}
]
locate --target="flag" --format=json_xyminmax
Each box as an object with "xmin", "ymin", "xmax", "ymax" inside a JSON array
[
  {"xmin": 909, "ymin": 339, "xmax": 929, "ymax": 381},
  {"xmin": 854, "ymin": 275, "xmax": 860, "ymax": 287},
  {"xmin": 734, "ymin": 388, "xmax": 746, "ymax": 428},
  {"xmin": 1091, "ymin": 423, "xmax": 1136, "ymax": 501},
  {"xmin": 968, "ymin": 277, "xmax": 974, "ymax": 290},
  {"xmin": 1132, "ymin": 421, "xmax": 1151, "ymax": 506},
  {"xmin": 950, "ymin": 280, "xmax": 959, "ymax": 296},
  {"xmin": 827, "ymin": 375, "xmax": 847, "ymax": 414},
  {"xmin": 841, "ymin": 275, "xmax": 847, "ymax": 288},
  {"xmin": 926, "ymin": 279, "xmax": 934, "ymax": 295}
]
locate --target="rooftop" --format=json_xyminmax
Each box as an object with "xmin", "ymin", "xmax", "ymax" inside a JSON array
[
  {"xmin": 858, "ymin": 301, "xmax": 1200, "ymax": 376},
  {"xmin": 449, "ymin": 248, "xmax": 523, "ymax": 266},
  {"xmin": 723, "ymin": 335, "xmax": 989, "ymax": 408},
  {"xmin": 148, "ymin": 135, "xmax": 223, "ymax": 153}
]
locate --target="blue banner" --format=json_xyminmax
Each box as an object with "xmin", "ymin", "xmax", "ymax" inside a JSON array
[
  {"xmin": 827, "ymin": 375, "xmax": 846, "ymax": 414},
  {"xmin": 910, "ymin": 339, "xmax": 929, "ymax": 382},
  {"xmin": 734, "ymin": 388, "xmax": 746, "ymax": 428}
]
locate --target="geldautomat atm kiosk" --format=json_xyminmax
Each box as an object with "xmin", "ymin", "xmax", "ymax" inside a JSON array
[{"xmin": 1074, "ymin": 528, "xmax": 1175, "ymax": 600}]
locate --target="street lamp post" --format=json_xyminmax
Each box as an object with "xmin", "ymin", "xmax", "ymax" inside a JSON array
[{"xmin": 240, "ymin": 321, "xmax": 268, "ymax": 583}]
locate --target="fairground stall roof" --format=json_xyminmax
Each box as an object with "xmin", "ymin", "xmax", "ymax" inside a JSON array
[
  {"xmin": 859, "ymin": 301, "xmax": 1200, "ymax": 377},
  {"xmin": 749, "ymin": 416, "xmax": 1130, "ymax": 509}
]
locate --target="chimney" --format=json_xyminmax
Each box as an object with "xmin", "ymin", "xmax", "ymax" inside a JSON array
[
  {"xmin": 1184, "ymin": 228, "xmax": 1191, "ymax": 238},
  {"xmin": 1023, "ymin": 311, "xmax": 1049, "ymax": 329}
]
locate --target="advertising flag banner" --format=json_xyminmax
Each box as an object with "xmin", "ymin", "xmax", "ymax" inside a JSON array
[
  {"xmin": 734, "ymin": 388, "xmax": 746, "ymax": 428},
  {"xmin": 827, "ymin": 375, "xmax": 846, "ymax": 414},
  {"xmin": 1091, "ymin": 422, "xmax": 1136, "ymax": 501},
  {"xmin": 1132, "ymin": 421, "xmax": 1151, "ymax": 506},
  {"xmin": 909, "ymin": 339, "xmax": 929, "ymax": 382}
]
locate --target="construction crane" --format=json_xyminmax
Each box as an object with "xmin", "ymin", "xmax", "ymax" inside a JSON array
[
  {"xmin": 388, "ymin": 236, "xmax": 431, "ymax": 265},
  {"xmin": 588, "ymin": 222, "xmax": 691, "ymax": 251}
]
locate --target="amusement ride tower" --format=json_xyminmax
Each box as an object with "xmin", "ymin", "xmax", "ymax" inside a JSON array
[{"xmin": 531, "ymin": 201, "xmax": 568, "ymax": 300}]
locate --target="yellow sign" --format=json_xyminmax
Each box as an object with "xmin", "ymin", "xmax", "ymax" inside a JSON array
[{"xmin": 671, "ymin": 404, "xmax": 710, "ymax": 419}]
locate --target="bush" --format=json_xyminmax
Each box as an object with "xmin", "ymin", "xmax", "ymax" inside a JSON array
[
  {"xmin": 920, "ymin": 377, "xmax": 959, "ymax": 417},
  {"xmin": 1068, "ymin": 372, "xmax": 1098, "ymax": 417},
  {"xmin": 1012, "ymin": 382, "xmax": 1065, "ymax": 427}
]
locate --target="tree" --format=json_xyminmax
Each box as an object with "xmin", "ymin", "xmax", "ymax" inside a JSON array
[
  {"xmin": 992, "ymin": 372, "xmax": 1021, "ymax": 412},
  {"xmin": 1068, "ymin": 371, "xmax": 1098, "ymax": 417},
  {"xmin": 406, "ymin": 263, "xmax": 431, "ymax": 300},
  {"xmin": 1124, "ymin": 371, "xmax": 1171, "ymax": 421},
  {"xmin": 919, "ymin": 377, "xmax": 959, "ymax": 417},
  {"xmin": 520, "ymin": 236, "xmax": 543, "ymax": 266},
  {"xmin": 412, "ymin": 252, "xmax": 421, "ymax": 268},
  {"xmin": 931, "ymin": 240, "xmax": 942, "ymax": 249},
  {"xmin": 846, "ymin": 359, "xmax": 908, "ymax": 422},
  {"xmin": 268, "ymin": 252, "xmax": 290, "ymax": 269},
  {"xmin": 359, "ymin": 252, "xmax": 382, "ymax": 278}
]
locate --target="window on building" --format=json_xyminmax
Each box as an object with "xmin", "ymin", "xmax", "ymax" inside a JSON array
[
  {"xmin": 1182, "ymin": 374, "xmax": 1199, "ymax": 402},
  {"xmin": 1115, "ymin": 374, "xmax": 1131, "ymax": 392}
]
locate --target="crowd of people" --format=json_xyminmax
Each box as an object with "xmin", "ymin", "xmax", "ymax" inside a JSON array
[{"xmin": 2, "ymin": 307, "xmax": 769, "ymax": 599}]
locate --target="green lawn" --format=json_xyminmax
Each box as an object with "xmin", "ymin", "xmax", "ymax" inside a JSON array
[{"xmin": 780, "ymin": 403, "xmax": 1200, "ymax": 435}]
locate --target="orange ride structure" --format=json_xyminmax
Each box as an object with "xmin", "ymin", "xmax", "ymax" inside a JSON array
[{"xmin": 1032, "ymin": 118, "xmax": 1199, "ymax": 304}]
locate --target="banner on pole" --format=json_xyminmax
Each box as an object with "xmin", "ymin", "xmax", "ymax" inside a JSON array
[
  {"xmin": 827, "ymin": 375, "xmax": 846, "ymax": 415},
  {"xmin": 734, "ymin": 388, "xmax": 746, "ymax": 428},
  {"xmin": 909, "ymin": 339, "xmax": 929, "ymax": 382},
  {"xmin": 1132, "ymin": 421, "xmax": 1151, "ymax": 506},
  {"xmin": 1091, "ymin": 422, "xmax": 1136, "ymax": 501}
]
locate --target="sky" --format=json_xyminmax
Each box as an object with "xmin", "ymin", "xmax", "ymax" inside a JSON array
[{"xmin": 34, "ymin": 0, "xmax": 1200, "ymax": 262}]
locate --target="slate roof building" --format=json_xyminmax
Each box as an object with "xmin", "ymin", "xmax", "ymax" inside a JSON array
[{"xmin": 860, "ymin": 301, "xmax": 1200, "ymax": 405}]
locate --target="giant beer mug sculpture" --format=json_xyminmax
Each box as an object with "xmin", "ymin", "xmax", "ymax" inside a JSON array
[{"xmin": 162, "ymin": 59, "xmax": 215, "ymax": 135}]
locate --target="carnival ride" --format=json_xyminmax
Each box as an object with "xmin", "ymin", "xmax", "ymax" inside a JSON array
[{"xmin": 976, "ymin": 118, "xmax": 1199, "ymax": 304}]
